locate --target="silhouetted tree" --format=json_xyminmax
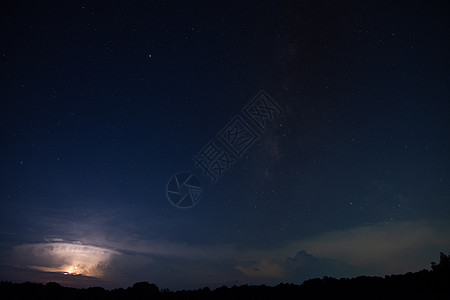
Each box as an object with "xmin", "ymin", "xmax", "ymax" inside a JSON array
[
  {"xmin": 1, "ymin": 251, "xmax": 450, "ymax": 299},
  {"xmin": 431, "ymin": 252, "xmax": 450, "ymax": 273},
  {"xmin": 128, "ymin": 282, "xmax": 160, "ymax": 299}
]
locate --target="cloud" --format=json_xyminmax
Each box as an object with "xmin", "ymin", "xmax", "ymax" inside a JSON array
[
  {"xmin": 3, "ymin": 220, "xmax": 449, "ymax": 289},
  {"xmin": 74, "ymin": 220, "xmax": 450, "ymax": 287},
  {"xmin": 107, "ymin": 220, "xmax": 450, "ymax": 288},
  {"xmin": 235, "ymin": 259, "xmax": 284, "ymax": 279},
  {"xmin": 286, "ymin": 220, "xmax": 450, "ymax": 274},
  {"xmin": 285, "ymin": 250, "xmax": 359, "ymax": 280},
  {"xmin": 13, "ymin": 241, "xmax": 118, "ymax": 278}
]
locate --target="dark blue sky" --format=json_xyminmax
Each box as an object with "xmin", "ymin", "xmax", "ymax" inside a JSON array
[{"xmin": 1, "ymin": 0, "xmax": 450, "ymax": 290}]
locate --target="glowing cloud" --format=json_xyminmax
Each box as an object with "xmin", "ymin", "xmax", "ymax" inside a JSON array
[{"xmin": 15, "ymin": 241, "xmax": 118, "ymax": 278}]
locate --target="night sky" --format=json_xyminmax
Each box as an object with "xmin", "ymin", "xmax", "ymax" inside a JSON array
[{"xmin": 1, "ymin": 0, "xmax": 450, "ymax": 290}]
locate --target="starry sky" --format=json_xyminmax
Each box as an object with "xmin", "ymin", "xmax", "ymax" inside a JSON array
[{"xmin": 1, "ymin": 0, "xmax": 450, "ymax": 290}]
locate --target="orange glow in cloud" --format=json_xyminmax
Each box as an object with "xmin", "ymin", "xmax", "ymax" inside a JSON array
[{"xmin": 16, "ymin": 241, "xmax": 118, "ymax": 278}]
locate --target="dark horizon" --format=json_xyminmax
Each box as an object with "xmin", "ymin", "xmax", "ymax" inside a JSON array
[{"xmin": 1, "ymin": 251, "xmax": 449, "ymax": 299}]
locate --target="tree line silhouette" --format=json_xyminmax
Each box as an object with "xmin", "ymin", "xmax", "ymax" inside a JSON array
[{"xmin": 1, "ymin": 252, "xmax": 449, "ymax": 299}]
